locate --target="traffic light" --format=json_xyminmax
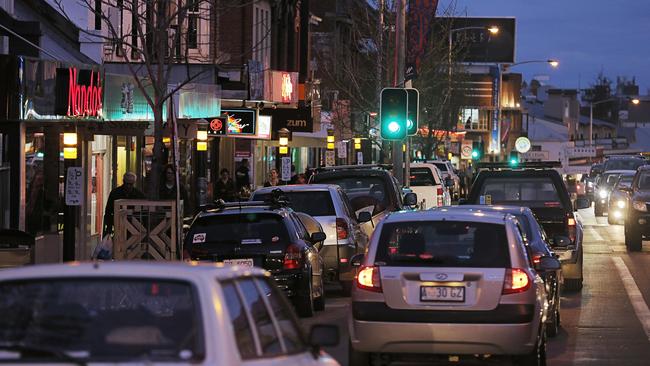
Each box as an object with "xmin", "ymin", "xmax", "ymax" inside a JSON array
[
  {"xmin": 509, "ymin": 150, "xmax": 519, "ymax": 167},
  {"xmin": 406, "ymin": 88, "xmax": 419, "ymax": 136},
  {"xmin": 471, "ymin": 141, "xmax": 482, "ymax": 160},
  {"xmin": 380, "ymin": 88, "xmax": 408, "ymax": 140}
]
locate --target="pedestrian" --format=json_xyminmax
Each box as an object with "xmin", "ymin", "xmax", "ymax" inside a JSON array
[
  {"xmin": 295, "ymin": 174, "xmax": 307, "ymax": 184},
  {"xmin": 289, "ymin": 164, "xmax": 298, "ymax": 184},
  {"xmin": 215, "ymin": 168, "xmax": 236, "ymax": 201},
  {"xmin": 264, "ymin": 168, "xmax": 280, "ymax": 187},
  {"xmin": 103, "ymin": 172, "xmax": 145, "ymax": 237},
  {"xmin": 235, "ymin": 158, "xmax": 251, "ymax": 190},
  {"xmin": 159, "ymin": 164, "xmax": 188, "ymax": 205}
]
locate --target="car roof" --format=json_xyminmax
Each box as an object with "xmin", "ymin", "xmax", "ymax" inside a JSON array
[
  {"xmin": 198, "ymin": 205, "xmax": 290, "ymax": 219},
  {"xmin": 411, "ymin": 162, "xmax": 441, "ymax": 170},
  {"xmin": 0, "ymin": 261, "xmax": 268, "ymax": 282},
  {"xmin": 383, "ymin": 208, "xmax": 508, "ymax": 225},
  {"xmin": 603, "ymin": 169, "xmax": 637, "ymax": 174},
  {"xmin": 446, "ymin": 205, "xmax": 529, "ymax": 216},
  {"xmin": 639, "ymin": 165, "xmax": 650, "ymax": 172},
  {"xmin": 253, "ymin": 184, "xmax": 339, "ymax": 194},
  {"xmin": 476, "ymin": 168, "xmax": 562, "ymax": 178}
]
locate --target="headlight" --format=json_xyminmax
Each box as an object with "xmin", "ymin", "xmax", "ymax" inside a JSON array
[
  {"xmin": 588, "ymin": 181, "xmax": 594, "ymax": 187},
  {"xmin": 617, "ymin": 200, "xmax": 626, "ymax": 209},
  {"xmin": 599, "ymin": 189, "xmax": 609, "ymax": 199},
  {"xmin": 632, "ymin": 201, "xmax": 647, "ymax": 212}
]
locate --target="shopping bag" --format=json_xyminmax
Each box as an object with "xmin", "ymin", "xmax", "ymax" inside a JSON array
[{"xmin": 92, "ymin": 236, "xmax": 113, "ymax": 260}]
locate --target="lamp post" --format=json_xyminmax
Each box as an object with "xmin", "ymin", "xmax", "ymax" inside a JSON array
[
  {"xmin": 62, "ymin": 130, "xmax": 78, "ymax": 262},
  {"xmin": 589, "ymin": 97, "xmax": 639, "ymax": 146}
]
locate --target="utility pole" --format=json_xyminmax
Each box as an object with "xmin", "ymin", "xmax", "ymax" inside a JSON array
[
  {"xmin": 392, "ymin": 0, "xmax": 406, "ymax": 184},
  {"xmin": 377, "ymin": 0, "xmax": 384, "ymax": 164}
]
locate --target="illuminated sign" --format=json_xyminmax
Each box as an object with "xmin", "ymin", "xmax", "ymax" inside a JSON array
[
  {"xmin": 54, "ymin": 67, "xmax": 103, "ymax": 118},
  {"xmin": 264, "ymin": 71, "xmax": 298, "ymax": 104},
  {"xmin": 208, "ymin": 117, "xmax": 226, "ymax": 136},
  {"xmin": 281, "ymin": 73, "xmax": 293, "ymax": 103},
  {"xmin": 223, "ymin": 109, "xmax": 256, "ymax": 136}
]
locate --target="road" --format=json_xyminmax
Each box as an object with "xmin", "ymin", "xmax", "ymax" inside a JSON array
[{"xmin": 302, "ymin": 207, "xmax": 650, "ymax": 365}]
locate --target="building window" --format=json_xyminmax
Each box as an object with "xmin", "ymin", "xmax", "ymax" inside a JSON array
[
  {"xmin": 187, "ymin": 0, "xmax": 199, "ymax": 49},
  {"xmin": 131, "ymin": 0, "xmax": 139, "ymax": 58},
  {"xmin": 253, "ymin": 2, "xmax": 271, "ymax": 67},
  {"xmin": 115, "ymin": 0, "xmax": 124, "ymax": 56},
  {"xmin": 94, "ymin": 0, "xmax": 101, "ymax": 30}
]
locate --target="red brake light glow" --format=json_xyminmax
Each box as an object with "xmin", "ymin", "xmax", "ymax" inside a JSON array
[
  {"xmin": 502, "ymin": 268, "xmax": 531, "ymax": 294},
  {"xmin": 336, "ymin": 218, "xmax": 349, "ymax": 240},
  {"xmin": 356, "ymin": 266, "xmax": 382, "ymax": 292},
  {"xmin": 283, "ymin": 244, "xmax": 302, "ymax": 270}
]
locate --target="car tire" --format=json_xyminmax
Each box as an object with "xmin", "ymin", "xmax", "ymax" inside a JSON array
[
  {"xmin": 314, "ymin": 275, "xmax": 325, "ymax": 311},
  {"xmin": 546, "ymin": 308, "xmax": 560, "ymax": 337},
  {"xmin": 594, "ymin": 205, "xmax": 603, "ymax": 217},
  {"xmin": 295, "ymin": 273, "xmax": 315, "ymax": 318},
  {"xmin": 625, "ymin": 224, "xmax": 643, "ymax": 252},
  {"xmin": 348, "ymin": 340, "xmax": 370, "ymax": 365},
  {"xmin": 514, "ymin": 330, "xmax": 547, "ymax": 366},
  {"xmin": 341, "ymin": 280, "xmax": 353, "ymax": 297},
  {"xmin": 564, "ymin": 278, "xmax": 583, "ymax": 291}
]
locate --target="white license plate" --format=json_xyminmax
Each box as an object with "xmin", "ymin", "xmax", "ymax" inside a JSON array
[
  {"xmin": 420, "ymin": 286, "xmax": 465, "ymax": 302},
  {"xmin": 223, "ymin": 258, "xmax": 254, "ymax": 267}
]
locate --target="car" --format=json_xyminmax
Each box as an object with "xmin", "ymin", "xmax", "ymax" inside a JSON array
[
  {"xmin": 184, "ymin": 199, "xmax": 326, "ymax": 317},
  {"xmin": 594, "ymin": 170, "xmax": 635, "ymax": 216},
  {"xmin": 409, "ymin": 162, "xmax": 452, "ymax": 209},
  {"xmin": 607, "ymin": 172, "xmax": 636, "ymax": 225},
  {"xmin": 426, "ymin": 160, "xmax": 461, "ymax": 200},
  {"xmin": 309, "ymin": 164, "xmax": 417, "ymax": 238},
  {"xmin": 603, "ymin": 155, "xmax": 646, "ymax": 172},
  {"xmin": 348, "ymin": 209, "xmax": 560, "ymax": 365},
  {"xmin": 623, "ymin": 166, "xmax": 650, "ymax": 251},
  {"xmin": 465, "ymin": 163, "xmax": 589, "ymax": 291},
  {"xmin": 585, "ymin": 163, "xmax": 604, "ymax": 201},
  {"xmin": 443, "ymin": 205, "xmax": 564, "ymax": 337},
  {"xmin": 0, "ymin": 262, "xmax": 340, "ymax": 365},
  {"xmin": 251, "ymin": 185, "xmax": 370, "ymax": 295}
]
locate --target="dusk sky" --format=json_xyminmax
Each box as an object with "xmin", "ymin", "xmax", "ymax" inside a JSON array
[{"xmin": 440, "ymin": 0, "xmax": 650, "ymax": 93}]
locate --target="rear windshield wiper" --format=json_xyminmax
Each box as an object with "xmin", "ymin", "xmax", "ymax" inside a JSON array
[{"xmin": 0, "ymin": 343, "xmax": 87, "ymax": 365}]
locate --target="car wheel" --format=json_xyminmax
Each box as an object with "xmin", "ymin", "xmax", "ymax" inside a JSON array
[
  {"xmin": 295, "ymin": 272, "xmax": 314, "ymax": 318},
  {"xmin": 594, "ymin": 205, "xmax": 603, "ymax": 217},
  {"xmin": 314, "ymin": 274, "xmax": 325, "ymax": 311},
  {"xmin": 546, "ymin": 308, "xmax": 560, "ymax": 337},
  {"xmin": 514, "ymin": 330, "xmax": 547, "ymax": 366},
  {"xmin": 564, "ymin": 277, "xmax": 583, "ymax": 291},
  {"xmin": 348, "ymin": 340, "xmax": 370, "ymax": 365},
  {"xmin": 341, "ymin": 280, "xmax": 353, "ymax": 296},
  {"xmin": 625, "ymin": 224, "xmax": 643, "ymax": 252}
]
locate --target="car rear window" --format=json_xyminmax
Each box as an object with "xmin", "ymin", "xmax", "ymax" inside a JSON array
[
  {"xmin": 431, "ymin": 162, "xmax": 449, "ymax": 173},
  {"xmin": 478, "ymin": 177, "xmax": 561, "ymax": 207},
  {"xmin": 190, "ymin": 213, "xmax": 289, "ymax": 245},
  {"xmin": 0, "ymin": 278, "xmax": 204, "ymax": 362},
  {"xmin": 375, "ymin": 221, "xmax": 510, "ymax": 268},
  {"xmin": 252, "ymin": 191, "xmax": 335, "ymax": 216},
  {"xmin": 410, "ymin": 168, "xmax": 436, "ymax": 186},
  {"xmin": 604, "ymin": 159, "xmax": 645, "ymax": 171},
  {"xmin": 312, "ymin": 176, "xmax": 389, "ymax": 214}
]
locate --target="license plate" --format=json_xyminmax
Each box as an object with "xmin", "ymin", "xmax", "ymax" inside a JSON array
[
  {"xmin": 420, "ymin": 286, "xmax": 465, "ymax": 302},
  {"xmin": 223, "ymin": 258, "xmax": 254, "ymax": 267}
]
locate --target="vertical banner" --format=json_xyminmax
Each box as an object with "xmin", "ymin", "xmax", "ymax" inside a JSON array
[
  {"xmin": 490, "ymin": 66, "xmax": 500, "ymax": 154},
  {"xmin": 406, "ymin": 0, "xmax": 440, "ymax": 80}
]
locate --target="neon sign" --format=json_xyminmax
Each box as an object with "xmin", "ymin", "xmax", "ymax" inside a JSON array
[
  {"xmin": 281, "ymin": 72, "xmax": 293, "ymax": 103},
  {"xmin": 67, "ymin": 67, "xmax": 102, "ymax": 118}
]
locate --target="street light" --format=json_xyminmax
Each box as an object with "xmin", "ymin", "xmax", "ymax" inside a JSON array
[
  {"xmin": 589, "ymin": 97, "xmax": 640, "ymax": 145},
  {"xmin": 501, "ymin": 59, "xmax": 559, "ymax": 72}
]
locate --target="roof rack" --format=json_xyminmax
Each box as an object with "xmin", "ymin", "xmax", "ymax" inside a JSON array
[
  {"xmin": 199, "ymin": 189, "xmax": 290, "ymax": 212},
  {"xmin": 315, "ymin": 164, "xmax": 393, "ymax": 172},
  {"xmin": 476, "ymin": 161, "xmax": 562, "ymax": 170}
]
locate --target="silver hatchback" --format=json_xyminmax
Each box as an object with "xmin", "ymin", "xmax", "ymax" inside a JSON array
[{"xmin": 348, "ymin": 209, "xmax": 560, "ymax": 365}]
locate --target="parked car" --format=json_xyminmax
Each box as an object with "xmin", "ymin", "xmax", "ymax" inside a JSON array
[
  {"xmin": 465, "ymin": 163, "xmax": 589, "ymax": 291},
  {"xmin": 427, "ymin": 160, "xmax": 461, "ymax": 200},
  {"xmin": 624, "ymin": 166, "xmax": 650, "ymax": 251},
  {"xmin": 251, "ymin": 185, "xmax": 370, "ymax": 295},
  {"xmin": 309, "ymin": 164, "xmax": 417, "ymax": 238},
  {"xmin": 409, "ymin": 162, "xmax": 452, "ymax": 209},
  {"xmin": 184, "ymin": 200, "xmax": 326, "ymax": 317},
  {"xmin": 444, "ymin": 205, "xmax": 564, "ymax": 337},
  {"xmin": 0, "ymin": 262, "xmax": 340, "ymax": 365},
  {"xmin": 607, "ymin": 172, "xmax": 636, "ymax": 225},
  {"xmin": 594, "ymin": 170, "xmax": 635, "ymax": 216},
  {"xmin": 348, "ymin": 209, "xmax": 559, "ymax": 365}
]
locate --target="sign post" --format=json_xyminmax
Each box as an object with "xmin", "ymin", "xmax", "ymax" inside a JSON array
[{"xmin": 281, "ymin": 157, "xmax": 292, "ymax": 182}]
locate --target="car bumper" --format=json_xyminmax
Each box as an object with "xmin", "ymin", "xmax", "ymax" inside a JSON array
[
  {"xmin": 272, "ymin": 271, "xmax": 306, "ymax": 299},
  {"xmin": 320, "ymin": 243, "xmax": 358, "ymax": 283}
]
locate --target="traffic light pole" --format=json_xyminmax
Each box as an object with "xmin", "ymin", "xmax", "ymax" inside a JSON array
[{"xmin": 392, "ymin": 0, "xmax": 406, "ymax": 185}]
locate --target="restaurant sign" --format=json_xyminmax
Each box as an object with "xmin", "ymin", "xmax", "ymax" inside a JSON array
[{"xmin": 54, "ymin": 67, "xmax": 104, "ymax": 119}]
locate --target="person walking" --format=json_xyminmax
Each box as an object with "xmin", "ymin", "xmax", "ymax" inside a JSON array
[
  {"xmin": 235, "ymin": 159, "xmax": 251, "ymax": 190},
  {"xmin": 215, "ymin": 168, "xmax": 236, "ymax": 201},
  {"xmin": 159, "ymin": 164, "xmax": 188, "ymax": 205},
  {"xmin": 264, "ymin": 168, "xmax": 280, "ymax": 187},
  {"xmin": 103, "ymin": 172, "xmax": 145, "ymax": 237}
]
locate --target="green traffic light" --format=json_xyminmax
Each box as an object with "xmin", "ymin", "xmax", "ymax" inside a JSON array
[
  {"xmin": 388, "ymin": 121, "xmax": 401, "ymax": 133},
  {"xmin": 471, "ymin": 150, "xmax": 479, "ymax": 158},
  {"xmin": 509, "ymin": 158, "xmax": 519, "ymax": 166}
]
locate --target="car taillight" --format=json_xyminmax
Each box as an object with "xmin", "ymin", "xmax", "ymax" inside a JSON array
[
  {"xmin": 567, "ymin": 214, "xmax": 576, "ymax": 243},
  {"xmin": 283, "ymin": 244, "xmax": 303, "ymax": 270},
  {"xmin": 502, "ymin": 268, "xmax": 531, "ymax": 294},
  {"xmin": 437, "ymin": 187, "xmax": 444, "ymax": 206},
  {"xmin": 357, "ymin": 266, "xmax": 382, "ymax": 292},
  {"xmin": 336, "ymin": 218, "xmax": 349, "ymax": 240},
  {"xmin": 532, "ymin": 254, "xmax": 542, "ymax": 265}
]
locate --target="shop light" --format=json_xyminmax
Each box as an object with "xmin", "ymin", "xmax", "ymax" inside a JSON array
[
  {"xmin": 279, "ymin": 146, "xmax": 289, "ymax": 154},
  {"xmin": 278, "ymin": 128, "xmax": 290, "ymax": 155},
  {"xmin": 354, "ymin": 137, "xmax": 362, "ymax": 150},
  {"xmin": 327, "ymin": 142, "xmax": 335, "ymax": 150},
  {"xmin": 196, "ymin": 129, "xmax": 208, "ymax": 151},
  {"xmin": 63, "ymin": 147, "xmax": 77, "ymax": 160},
  {"xmin": 63, "ymin": 132, "xmax": 77, "ymax": 160},
  {"xmin": 163, "ymin": 137, "xmax": 171, "ymax": 144},
  {"xmin": 63, "ymin": 132, "xmax": 77, "ymax": 146}
]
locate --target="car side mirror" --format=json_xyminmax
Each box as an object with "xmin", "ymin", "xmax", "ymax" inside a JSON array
[
  {"xmin": 308, "ymin": 324, "xmax": 339, "ymax": 350},
  {"xmin": 310, "ymin": 231, "xmax": 326, "ymax": 244},
  {"xmin": 404, "ymin": 192, "xmax": 418, "ymax": 206},
  {"xmin": 357, "ymin": 211, "xmax": 372, "ymax": 223},
  {"xmin": 534, "ymin": 255, "xmax": 561, "ymax": 272},
  {"xmin": 575, "ymin": 197, "xmax": 591, "ymax": 210},
  {"xmin": 350, "ymin": 253, "xmax": 364, "ymax": 267},
  {"xmin": 551, "ymin": 235, "xmax": 571, "ymax": 248}
]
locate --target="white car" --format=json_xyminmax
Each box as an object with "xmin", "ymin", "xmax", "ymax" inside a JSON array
[
  {"xmin": 0, "ymin": 262, "xmax": 340, "ymax": 365},
  {"xmin": 427, "ymin": 160, "xmax": 461, "ymax": 199},
  {"xmin": 409, "ymin": 163, "xmax": 452, "ymax": 209}
]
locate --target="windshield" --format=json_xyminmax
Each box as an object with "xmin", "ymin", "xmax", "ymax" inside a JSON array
[
  {"xmin": 190, "ymin": 213, "xmax": 289, "ymax": 245},
  {"xmin": 599, "ymin": 173, "xmax": 621, "ymax": 188},
  {"xmin": 375, "ymin": 221, "xmax": 510, "ymax": 268},
  {"xmin": 604, "ymin": 159, "xmax": 645, "ymax": 171},
  {"xmin": 410, "ymin": 168, "xmax": 437, "ymax": 186},
  {"xmin": 616, "ymin": 175, "xmax": 634, "ymax": 188},
  {"xmin": 478, "ymin": 177, "xmax": 561, "ymax": 207},
  {"xmin": 312, "ymin": 176, "xmax": 390, "ymax": 215},
  {"xmin": 252, "ymin": 191, "xmax": 335, "ymax": 216},
  {"xmin": 0, "ymin": 278, "xmax": 204, "ymax": 362},
  {"xmin": 637, "ymin": 173, "xmax": 650, "ymax": 190}
]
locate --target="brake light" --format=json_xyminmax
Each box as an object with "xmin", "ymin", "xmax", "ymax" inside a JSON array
[
  {"xmin": 356, "ymin": 266, "xmax": 382, "ymax": 292},
  {"xmin": 532, "ymin": 254, "xmax": 542, "ymax": 265},
  {"xmin": 436, "ymin": 187, "xmax": 444, "ymax": 206},
  {"xmin": 567, "ymin": 214, "xmax": 576, "ymax": 243},
  {"xmin": 283, "ymin": 244, "xmax": 303, "ymax": 270},
  {"xmin": 336, "ymin": 218, "xmax": 349, "ymax": 240},
  {"xmin": 502, "ymin": 268, "xmax": 531, "ymax": 294}
]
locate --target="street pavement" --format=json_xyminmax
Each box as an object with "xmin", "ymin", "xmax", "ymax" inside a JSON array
[{"xmin": 302, "ymin": 207, "xmax": 650, "ymax": 365}]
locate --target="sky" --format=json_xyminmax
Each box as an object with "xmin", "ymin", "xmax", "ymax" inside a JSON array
[{"xmin": 440, "ymin": 0, "xmax": 650, "ymax": 93}]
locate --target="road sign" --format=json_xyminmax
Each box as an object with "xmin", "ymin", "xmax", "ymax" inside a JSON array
[
  {"xmin": 337, "ymin": 141, "xmax": 347, "ymax": 159},
  {"xmin": 65, "ymin": 167, "xmax": 83, "ymax": 206},
  {"xmin": 515, "ymin": 137, "xmax": 531, "ymax": 153},
  {"xmin": 325, "ymin": 151, "xmax": 335, "ymax": 167},
  {"xmin": 461, "ymin": 140, "xmax": 473, "ymax": 159},
  {"xmin": 281, "ymin": 157, "xmax": 291, "ymax": 181},
  {"xmin": 357, "ymin": 151, "xmax": 363, "ymax": 165}
]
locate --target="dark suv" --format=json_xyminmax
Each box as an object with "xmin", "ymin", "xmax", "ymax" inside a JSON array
[
  {"xmin": 184, "ymin": 199, "xmax": 326, "ymax": 317},
  {"xmin": 623, "ymin": 166, "xmax": 650, "ymax": 251},
  {"xmin": 465, "ymin": 163, "xmax": 590, "ymax": 291}
]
